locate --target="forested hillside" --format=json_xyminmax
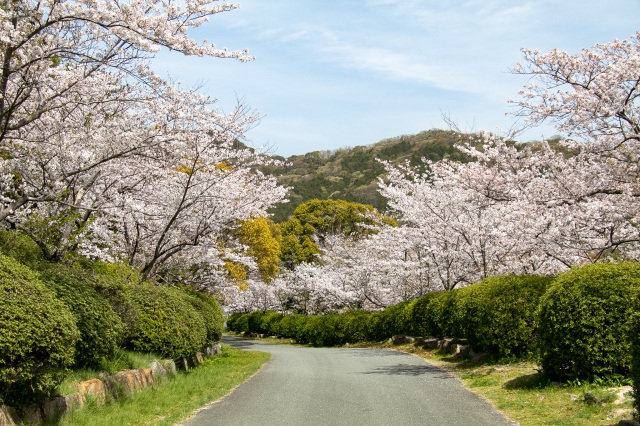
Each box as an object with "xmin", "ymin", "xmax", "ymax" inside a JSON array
[{"xmin": 265, "ymin": 129, "xmax": 471, "ymax": 221}]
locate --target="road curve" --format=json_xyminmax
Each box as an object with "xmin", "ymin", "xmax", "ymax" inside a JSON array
[{"xmin": 182, "ymin": 335, "xmax": 516, "ymax": 426}]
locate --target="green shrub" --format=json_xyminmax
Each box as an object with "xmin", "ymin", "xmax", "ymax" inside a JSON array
[
  {"xmin": 86, "ymin": 263, "xmax": 142, "ymax": 337},
  {"xmin": 411, "ymin": 291, "xmax": 440, "ymax": 337},
  {"xmin": 461, "ymin": 275, "xmax": 553, "ymax": 359},
  {"xmin": 0, "ymin": 230, "xmax": 45, "ymax": 269},
  {"xmin": 246, "ymin": 311, "xmax": 266, "ymax": 334},
  {"xmin": 367, "ymin": 311, "xmax": 385, "ymax": 341},
  {"xmin": 336, "ymin": 310, "xmax": 372, "ymax": 343},
  {"xmin": 413, "ymin": 290, "xmax": 461, "ymax": 339},
  {"xmin": 260, "ymin": 311, "xmax": 284, "ymax": 335},
  {"xmin": 226, "ymin": 312, "xmax": 244, "ymax": 332},
  {"xmin": 375, "ymin": 299, "xmax": 417, "ymax": 339},
  {"xmin": 278, "ymin": 314, "xmax": 308, "ymax": 340},
  {"xmin": 235, "ymin": 313, "xmax": 251, "ymax": 334},
  {"xmin": 184, "ymin": 291, "xmax": 224, "ymax": 343},
  {"xmin": 39, "ymin": 265, "xmax": 125, "ymax": 369},
  {"xmin": 301, "ymin": 315, "xmax": 342, "ymax": 346},
  {"xmin": 538, "ymin": 262, "xmax": 640, "ymax": 381},
  {"xmin": 0, "ymin": 254, "xmax": 79, "ymax": 404},
  {"xmin": 124, "ymin": 283, "xmax": 208, "ymax": 360}
]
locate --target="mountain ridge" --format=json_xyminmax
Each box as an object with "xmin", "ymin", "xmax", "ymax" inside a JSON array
[{"xmin": 264, "ymin": 129, "xmax": 473, "ymax": 222}]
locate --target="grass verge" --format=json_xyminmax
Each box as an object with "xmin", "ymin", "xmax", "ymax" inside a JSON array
[
  {"xmin": 58, "ymin": 344, "xmax": 270, "ymax": 426},
  {"xmin": 366, "ymin": 342, "xmax": 634, "ymax": 426}
]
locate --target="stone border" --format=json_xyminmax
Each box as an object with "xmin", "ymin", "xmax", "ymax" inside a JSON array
[{"xmin": 0, "ymin": 342, "xmax": 222, "ymax": 426}]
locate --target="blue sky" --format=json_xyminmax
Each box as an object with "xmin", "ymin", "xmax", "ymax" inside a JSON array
[{"xmin": 154, "ymin": 1, "xmax": 640, "ymax": 158}]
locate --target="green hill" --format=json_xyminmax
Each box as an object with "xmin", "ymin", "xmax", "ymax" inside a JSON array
[{"xmin": 265, "ymin": 129, "xmax": 472, "ymax": 222}]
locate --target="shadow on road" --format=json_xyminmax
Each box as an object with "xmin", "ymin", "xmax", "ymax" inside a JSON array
[
  {"xmin": 221, "ymin": 335, "xmax": 264, "ymax": 349},
  {"xmin": 362, "ymin": 363, "xmax": 452, "ymax": 378}
]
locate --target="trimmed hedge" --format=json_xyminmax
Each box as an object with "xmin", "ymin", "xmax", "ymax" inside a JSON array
[
  {"xmin": 538, "ymin": 262, "xmax": 640, "ymax": 381},
  {"xmin": 276, "ymin": 314, "xmax": 308, "ymax": 341},
  {"xmin": 0, "ymin": 254, "xmax": 79, "ymax": 405},
  {"xmin": 411, "ymin": 290, "xmax": 460, "ymax": 339},
  {"xmin": 184, "ymin": 291, "xmax": 224, "ymax": 343},
  {"xmin": 260, "ymin": 311, "xmax": 284, "ymax": 335},
  {"xmin": 39, "ymin": 266, "xmax": 125, "ymax": 369},
  {"xmin": 374, "ymin": 299, "xmax": 417, "ymax": 339},
  {"xmin": 336, "ymin": 310, "xmax": 372, "ymax": 343},
  {"xmin": 226, "ymin": 312, "xmax": 244, "ymax": 332},
  {"xmin": 124, "ymin": 283, "xmax": 208, "ymax": 360},
  {"xmin": 461, "ymin": 275, "xmax": 553, "ymax": 359}
]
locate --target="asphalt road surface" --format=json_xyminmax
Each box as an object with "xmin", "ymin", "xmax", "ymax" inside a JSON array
[{"xmin": 182, "ymin": 335, "xmax": 517, "ymax": 426}]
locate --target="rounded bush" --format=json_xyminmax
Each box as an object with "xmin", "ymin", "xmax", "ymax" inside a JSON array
[
  {"xmin": 247, "ymin": 311, "xmax": 266, "ymax": 334},
  {"xmin": 538, "ymin": 262, "xmax": 640, "ymax": 381},
  {"xmin": 336, "ymin": 310, "xmax": 372, "ymax": 343},
  {"xmin": 301, "ymin": 315, "xmax": 341, "ymax": 346},
  {"xmin": 0, "ymin": 230, "xmax": 45, "ymax": 269},
  {"xmin": 278, "ymin": 314, "xmax": 308, "ymax": 340},
  {"xmin": 124, "ymin": 283, "xmax": 208, "ymax": 360},
  {"xmin": 461, "ymin": 275, "xmax": 553, "ymax": 359},
  {"xmin": 0, "ymin": 254, "xmax": 79, "ymax": 404},
  {"xmin": 234, "ymin": 313, "xmax": 251, "ymax": 334},
  {"xmin": 260, "ymin": 311, "xmax": 284, "ymax": 335},
  {"xmin": 413, "ymin": 290, "xmax": 461, "ymax": 339},
  {"xmin": 375, "ymin": 299, "xmax": 417, "ymax": 339},
  {"xmin": 184, "ymin": 292, "xmax": 224, "ymax": 343},
  {"xmin": 226, "ymin": 312, "xmax": 244, "ymax": 332},
  {"xmin": 411, "ymin": 291, "xmax": 440, "ymax": 337},
  {"xmin": 39, "ymin": 266, "xmax": 125, "ymax": 368}
]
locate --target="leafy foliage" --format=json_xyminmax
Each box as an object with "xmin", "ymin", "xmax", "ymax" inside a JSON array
[
  {"xmin": 183, "ymin": 290, "xmax": 225, "ymax": 343},
  {"xmin": 0, "ymin": 254, "xmax": 79, "ymax": 405},
  {"xmin": 537, "ymin": 262, "xmax": 640, "ymax": 381},
  {"xmin": 38, "ymin": 265, "xmax": 125, "ymax": 369},
  {"xmin": 236, "ymin": 217, "xmax": 282, "ymax": 282},
  {"xmin": 265, "ymin": 130, "xmax": 469, "ymax": 222},
  {"xmin": 460, "ymin": 275, "xmax": 553, "ymax": 359},
  {"xmin": 124, "ymin": 283, "xmax": 208, "ymax": 360}
]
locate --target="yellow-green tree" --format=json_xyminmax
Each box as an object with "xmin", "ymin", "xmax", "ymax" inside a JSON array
[
  {"xmin": 236, "ymin": 217, "xmax": 281, "ymax": 283},
  {"xmin": 278, "ymin": 199, "xmax": 396, "ymax": 270},
  {"xmin": 279, "ymin": 218, "xmax": 320, "ymax": 269},
  {"xmin": 292, "ymin": 199, "xmax": 395, "ymax": 240}
]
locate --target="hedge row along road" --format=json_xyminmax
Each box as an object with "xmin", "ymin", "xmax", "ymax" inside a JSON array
[{"xmin": 183, "ymin": 336, "xmax": 516, "ymax": 426}]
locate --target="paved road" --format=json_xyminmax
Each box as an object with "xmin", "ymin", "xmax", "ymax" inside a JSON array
[{"xmin": 182, "ymin": 335, "xmax": 516, "ymax": 426}]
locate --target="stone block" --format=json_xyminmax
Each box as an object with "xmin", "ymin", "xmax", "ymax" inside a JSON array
[
  {"xmin": 114, "ymin": 370, "xmax": 143, "ymax": 394},
  {"xmin": 421, "ymin": 338, "xmax": 439, "ymax": 349},
  {"xmin": 149, "ymin": 359, "xmax": 168, "ymax": 382},
  {"xmin": 77, "ymin": 378, "xmax": 107, "ymax": 405},
  {"xmin": 0, "ymin": 404, "xmax": 20, "ymax": 426},
  {"xmin": 160, "ymin": 359, "xmax": 177, "ymax": 377},
  {"xmin": 142, "ymin": 368, "xmax": 154, "ymax": 387},
  {"xmin": 98, "ymin": 372, "xmax": 119, "ymax": 399},
  {"xmin": 179, "ymin": 358, "xmax": 189, "ymax": 372},
  {"xmin": 20, "ymin": 404, "xmax": 41, "ymax": 425},
  {"xmin": 193, "ymin": 352, "xmax": 204, "ymax": 367},
  {"xmin": 212, "ymin": 342, "xmax": 222, "ymax": 355},
  {"xmin": 452, "ymin": 344, "xmax": 470, "ymax": 356},
  {"xmin": 42, "ymin": 394, "xmax": 83, "ymax": 423},
  {"xmin": 391, "ymin": 335, "xmax": 415, "ymax": 345}
]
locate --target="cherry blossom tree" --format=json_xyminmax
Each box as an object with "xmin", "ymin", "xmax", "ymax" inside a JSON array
[
  {"xmin": 0, "ymin": 0, "xmax": 293, "ymax": 290},
  {"xmin": 0, "ymin": 0, "xmax": 255, "ymax": 222},
  {"xmin": 0, "ymin": 0, "xmax": 252, "ymax": 143},
  {"xmin": 366, "ymin": 32, "xmax": 640, "ymax": 295}
]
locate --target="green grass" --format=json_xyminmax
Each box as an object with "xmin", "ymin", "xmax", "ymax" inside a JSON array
[
  {"xmin": 382, "ymin": 343, "xmax": 635, "ymax": 426},
  {"xmin": 55, "ymin": 349, "xmax": 163, "ymax": 396},
  {"xmin": 58, "ymin": 344, "xmax": 270, "ymax": 426}
]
